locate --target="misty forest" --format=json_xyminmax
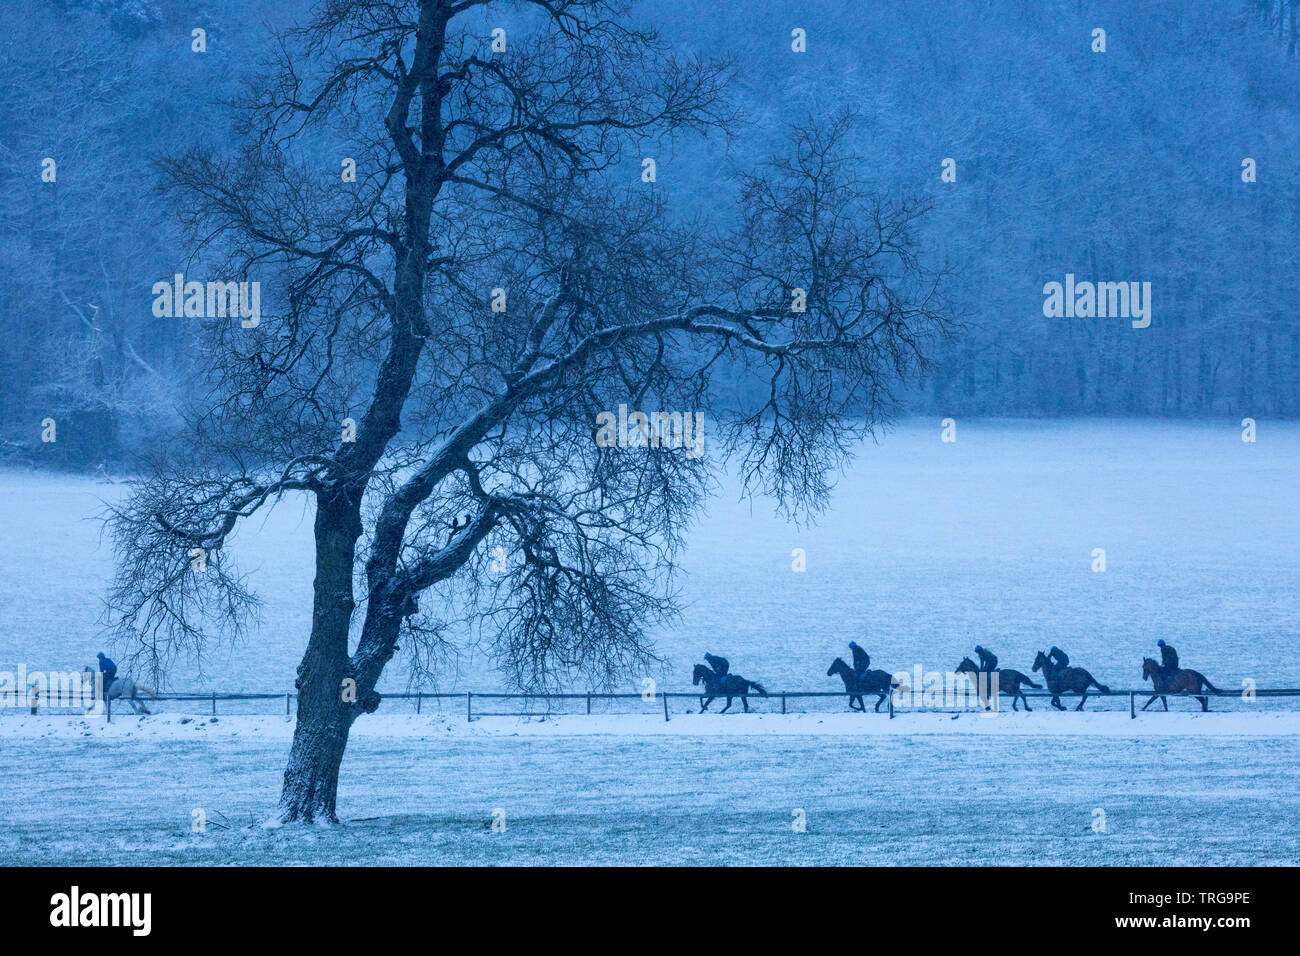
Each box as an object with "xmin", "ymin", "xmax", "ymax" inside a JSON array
[{"xmin": 3, "ymin": 0, "xmax": 1299, "ymax": 473}]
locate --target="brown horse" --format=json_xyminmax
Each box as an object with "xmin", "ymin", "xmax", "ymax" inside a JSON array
[
  {"xmin": 692, "ymin": 664, "xmax": 768, "ymax": 713},
  {"xmin": 1141, "ymin": 657, "xmax": 1219, "ymax": 712},
  {"xmin": 1032, "ymin": 651, "xmax": 1110, "ymax": 711},
  {"xmin": 827, "ymin": 657, "xmax": 900, "ymax": 712},
  {"xmin": 955, "ymin": 657, "xmax": 1040, "ymax": 711}
]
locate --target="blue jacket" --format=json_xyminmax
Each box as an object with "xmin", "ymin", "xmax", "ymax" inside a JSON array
[
  {"xmin": 98, "ymin": 656, "xmax": 117, "ymax": 682},
  {"xmin": 1048, "ymin": 646, "xmax": 1069, "ymax": 669},
  {"xmin": 850, "ymin": 644, "xmax": 871, "ymax": 674},
  {"xmin": 976, "ymin": 648, "xmax": 998, "ymax": 672},
  {"xmin": 1160, "ymin": 645, "xmax": 1179, "ymax": 672}
]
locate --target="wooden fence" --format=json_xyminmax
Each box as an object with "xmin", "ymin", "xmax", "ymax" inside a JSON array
[{"xmin": 84, "ymin": 686, "xmax": 1300, "ymax": 722}]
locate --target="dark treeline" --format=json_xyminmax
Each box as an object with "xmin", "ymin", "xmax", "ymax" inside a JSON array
[
  {"xmin": 2, "ymin": 0, "xmax": 1298, "ymax": 469},
  {"xmin": 0, "ymin": 0, "xmax": 298, "ymax": 466}
]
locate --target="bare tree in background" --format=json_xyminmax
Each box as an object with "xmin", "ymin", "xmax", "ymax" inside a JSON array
[{"xmin": 107, "ymin": 0, "xmax": 952, "ymax": 823}]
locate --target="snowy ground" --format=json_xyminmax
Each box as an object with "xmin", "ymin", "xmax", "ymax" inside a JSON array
[
  {"xmin": 2, "ymin": 419, "xmax": 1297, "ymax": 865},
  {"xmin": 2, "ymin": 714, "xmax": 1297, "ymax": 865}
]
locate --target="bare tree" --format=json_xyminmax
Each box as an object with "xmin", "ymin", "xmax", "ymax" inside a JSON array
[{"xmin": 107, "ymin": 0, "xmax": 952, "ymax": 823}]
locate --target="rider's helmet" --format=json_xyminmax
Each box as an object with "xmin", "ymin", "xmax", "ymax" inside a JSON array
[
  {"xmin": 96, "ymin": 651, "xmax": 105, "ymax": 659},
  {"xmin": 1157, "ymin": 639, "xmax": 1166, "ymax": 647},
  {"xmin": 849, "ymin": 641, "xmax": 858, "ymax": 648},
  {"xmin": 974, "ymin": 645, "xmax": 983, "ymax": 653}
]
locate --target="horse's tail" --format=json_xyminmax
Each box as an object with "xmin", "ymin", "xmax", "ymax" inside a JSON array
[
  {"xmin": 1198, "ymin": 674, "xmax": 1219, "ymax": 694},
  {"xmin": 749, "ymin": 681, "xmax": 768, "ymax": 696},
  {"xmin": 1022, "ymin": 675, "xmax": 1042, "ymax": 689},
  {"xmin": 1092, "ymin": 679, "xmax": 1111, "ymax": 694},
  {"xmin": 137, "ymin": 684, "xmax": 159, "ymax": 699}
]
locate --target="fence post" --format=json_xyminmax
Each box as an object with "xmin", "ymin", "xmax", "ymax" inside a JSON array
[
  {"xmin": 586, "ymin": 692, "xmax": 592, "ymax": 715},
  {"xmin": 285, "ymin": 693, "xmax": 290, "ymax": 716},
  {"xmin": 466, "ymin": 691, "xmax": 472, "ymax": 722},
  {"xmin": 781, "ymin": 693, "xmax": 786, "ymax": 715},
  {"xmin": 212, "ymin": 691, "xmax": 217, "ymax": 717},
  {"xmin": 105, "ymin": 692, "xmax": 111, "ymax": 724},
  {"xmin": 1130, "ymin": 691, "xmax": 1136, "ymax": 720},
  {"xmin": 663, "ymin": 692, "xmax": 669, "ymax": 722},
  {"xmin": 889, "ymin": 691, "xmax": 895, "ymax": 719},
  {"xmin": 416, "ymin": 692, "xmax": 422, "ymax": 715}
]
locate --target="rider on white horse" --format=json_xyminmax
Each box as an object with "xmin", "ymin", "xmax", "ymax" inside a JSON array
[{"xmin": 96, "ymin": 652, "xmax": 118, "ymax": 691}]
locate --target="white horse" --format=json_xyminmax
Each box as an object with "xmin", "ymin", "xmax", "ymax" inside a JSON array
[{"xmin": 83, "ymin": 667, "xmax": 158, "ymax": 715}]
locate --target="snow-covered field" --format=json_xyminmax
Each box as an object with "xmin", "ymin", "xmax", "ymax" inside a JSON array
[
  {"xmin": 3, "ymin": 419, "xmax": 1298, "ymax": 695},
  {"xmin": 2, "ymin": 419, "xmax": 1298, "ymax": 864},
  {"xmin": 3, "ymin": 713, "xmax": 1297, "ymax": 865}
]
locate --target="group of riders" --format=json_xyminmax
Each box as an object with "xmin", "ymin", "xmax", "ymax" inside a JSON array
[
  {"xmin": 697, "ymin": 636, "xmax": 1215, "ymax": 713},
  {"xmin": 88, "ymin": 640, "xmax": 1207, "ymax": 718}
]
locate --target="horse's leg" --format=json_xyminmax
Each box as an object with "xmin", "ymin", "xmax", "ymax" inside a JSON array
[
  {"xmin": 1022, "ymin": 690, "xmax": 1031, "ymax": 712},
  {"xmin": 875, "ymin": 693, "xmax": 885, "ymax": 712},
  {"xmin": 720, "ymin": 697, "xmax": 732, "ymax": 714},
  {"xmin": 1076, "ymin": 692, "xmax": 1087, "ymax": 711},
  {"xmin": 741, "ymin": 695, "xmax": 749, "ymax": 713},
  {"xmin": 130, "ymin": 687, "xmax": 150, "ymax": 715},
  {"xmin": 701, "ymin": 696, "xmax": 713, "ymax": 712},
  {"xmin": 1051, "ymin": 695, "xmax": 1064, "ymax": 710},
  {"xmin": 1161, "ymin": 695, "xmax": 1168, "ymax": 711},
  {"xmin": 1142, "ymin": 694, "xmax": 1157, "ymax": 711},
  {"xmin": 1198, "ymin": 695, "xmax": 1208, "ymax": 712}
]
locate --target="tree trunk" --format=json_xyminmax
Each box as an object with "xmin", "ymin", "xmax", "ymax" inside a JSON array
[
  {"xmin": 278, "ymin": 495, "xmax": 361, "ymax": 823},
  {"xmin": 279, "ymin": 682, "xmax": 355, "ymax": 823}
]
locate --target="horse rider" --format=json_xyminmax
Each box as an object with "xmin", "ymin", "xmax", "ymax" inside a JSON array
[
  {"xmin": 96, "ymin": 651, "xmax": 117, "ymax": 691},
  {"xmin": 1157, "ymin": 639, "xmax": 1179, "ymax": 679},
  {"xmin": 849, "ymin": 641, "xmax": 871, "ymax": 681},
  {"xmin": 1047, "ymin": 645, "xmax": 1070, "ymax": 671},
  {"xmin": 704, "ymin": 652, "xmax": 729, "ymax": 681},
  {"xmin": 974, "ymin": 644, "xmax": 998, "ymax": 674}
]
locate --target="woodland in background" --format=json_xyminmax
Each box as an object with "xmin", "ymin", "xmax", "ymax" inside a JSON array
[{"xmin": 2, "ymin": 0, "xmax": 1298, "ymax": 469}]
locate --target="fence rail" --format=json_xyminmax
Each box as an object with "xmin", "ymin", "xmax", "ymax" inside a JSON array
[{"xmin": 30, "ymin": 685, "xmax": 1300, "ymax": 722}]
